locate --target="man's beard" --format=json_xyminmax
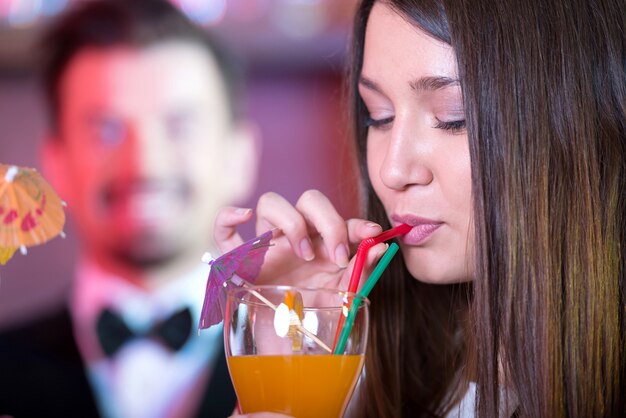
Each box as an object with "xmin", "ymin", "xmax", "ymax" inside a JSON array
[{"xmin": 98, "ymin": 177, "xmax": 193, "ymax": 270}]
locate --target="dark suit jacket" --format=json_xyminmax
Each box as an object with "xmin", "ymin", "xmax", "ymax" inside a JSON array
[{"xmin": 0, "ymin": 305, "xmax": 237, "ymax": 418}]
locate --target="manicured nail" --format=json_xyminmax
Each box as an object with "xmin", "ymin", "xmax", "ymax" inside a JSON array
[
  {"xmin": 235, "ymin": 207, "xmax": 252, "ymax": 215},
  {"xmin": 334, "ymin": 243, "xmax": 350, "ymax": 268},
  {"xmin": 299, "ymin": 238, "xmax": 315, "ymax": 261},
  {"xmin": 369, "ymin": 243, "xmax": 388, "ymax": 262},
  {"xmin": 366, "ymin": 222, "xmax": 381, "ymax": 230}
]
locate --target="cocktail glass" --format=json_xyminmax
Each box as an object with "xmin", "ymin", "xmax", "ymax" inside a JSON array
[{"xmin": 224, "ymin": 285, "xmax": 369, "ymax": 418}]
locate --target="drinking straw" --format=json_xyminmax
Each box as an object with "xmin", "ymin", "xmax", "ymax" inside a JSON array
[
  {"xmin": 332, "ymin": 224, "xmax": 411, "ymax": 348},
  {"xmin": 347, "ymin": 223, "xmax": 411, "ymax": 294},
  {"xmin": 333, "ymin": 243, "xmax": 400, "ymax": 355}
]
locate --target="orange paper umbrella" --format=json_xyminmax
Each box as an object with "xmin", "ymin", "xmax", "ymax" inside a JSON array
[{"xmin": 0, "ymin": 164, "xmax": 66, "ymax": 265}]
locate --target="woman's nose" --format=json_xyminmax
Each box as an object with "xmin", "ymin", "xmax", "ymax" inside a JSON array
[{"xmin": 378, "ymin": 118, "xmax": 434, "ymax": 190}]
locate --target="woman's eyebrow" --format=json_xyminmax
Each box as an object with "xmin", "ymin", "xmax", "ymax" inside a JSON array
[
  {"xmin": 359, "ymin": 75, "xmax": 460, "ymax": 94},
  {"xmin": 410, "ymin": 76, "xmax": 460, "ymax": 91},
  {"xmin": 359, "ymin": 76, "xmax": 381, "ymax": 93}
]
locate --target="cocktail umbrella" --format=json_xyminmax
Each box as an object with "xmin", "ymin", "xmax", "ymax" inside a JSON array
[
  {"xmin": 0, "ymin": 164, "xmax": 66, "ymax": 265},
  {"xmin": 201, "ymin": 230, "xmax": 333, "ymax": 353},
  {"xmin": 199, "ymin": 230, "xmax": 274, "ymax": 329}
]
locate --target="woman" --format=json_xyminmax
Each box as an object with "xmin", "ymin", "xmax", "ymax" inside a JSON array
[{"xmin": 217, "ymin": 0, "xmax": 626, "ymax": 416}]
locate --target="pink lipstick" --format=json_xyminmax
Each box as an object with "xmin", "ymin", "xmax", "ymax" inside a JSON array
[{"xmin": 392, "ymin": 214, "xmax": 443, "ymax": 245}]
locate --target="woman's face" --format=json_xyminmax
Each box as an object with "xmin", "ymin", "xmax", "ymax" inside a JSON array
[{"xmin": 360, "ymin": 2, "xmax": 474, "ymax": 284}]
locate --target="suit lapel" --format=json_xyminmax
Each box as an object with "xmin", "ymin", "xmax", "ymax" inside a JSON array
[{"xmin": 0, "ymin": 305, "xmax": 101, "ymax": 417}]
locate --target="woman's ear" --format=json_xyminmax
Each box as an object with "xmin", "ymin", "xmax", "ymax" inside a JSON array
[{"xmin": 224, "ymin": 120, "xmax": 262, "ymax": 204}]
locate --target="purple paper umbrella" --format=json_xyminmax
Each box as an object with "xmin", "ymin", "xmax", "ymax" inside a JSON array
[{"xmin": 199, "ymin": 230, "xmax": 274, "ymax": 329}]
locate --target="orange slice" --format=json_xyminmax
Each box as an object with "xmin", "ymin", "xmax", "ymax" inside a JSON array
[{"xmin": 284, "ymin": 290, "xmax": 304, "ymax": 351}]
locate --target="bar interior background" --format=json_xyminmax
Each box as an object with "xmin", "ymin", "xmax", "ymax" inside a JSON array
[{"xmin": 0, "ymin": 0, "xmax": 360, "ymax": 328}]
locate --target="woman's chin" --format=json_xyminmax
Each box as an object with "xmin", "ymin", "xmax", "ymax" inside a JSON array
[{"xmin": 407, "ymin": 266, "xmax": 473, "ymax": 285}]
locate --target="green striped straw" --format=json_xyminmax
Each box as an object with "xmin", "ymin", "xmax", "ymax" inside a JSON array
[{"xmin": 333, "ymin": 243, "xmax": 400, "ymax": 355}]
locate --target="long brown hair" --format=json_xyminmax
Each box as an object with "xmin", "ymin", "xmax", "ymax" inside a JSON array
[
  {"xmin": 350, "ymin": 0, "xmax": 626, "ymax": 417},
  {"xmin": 350, "ymin": 1, "xmax": 472, "ymax": 416}
]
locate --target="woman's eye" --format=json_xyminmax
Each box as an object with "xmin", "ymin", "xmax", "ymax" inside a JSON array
[
  {"xmin": 364, "ymin": 115, "xmax": 394, "ymax": 129},
  {"xmin": 434, "ymin": 118, "xmax": 466, "ymax": 132}
]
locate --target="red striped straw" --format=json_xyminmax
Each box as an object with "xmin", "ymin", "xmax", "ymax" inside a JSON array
[{"xmin": 332, "ymin": 223, "xmax": 411, "ymax": 349}]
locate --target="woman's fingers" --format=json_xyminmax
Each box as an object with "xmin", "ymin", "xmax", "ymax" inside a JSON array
[
  {"xmin": 255, "ymin": 192, "xmax": 315, "ymax": 261},
  {"xmin": 215, "ymin": 199, "xmax": 393, "ymax": 289},
  {"xmin": 256, "ymin": 190, "xmax": 351, "ymax": 268},
  {"xmin": 337, "ymin": 241, "xmax": 389, "ymax": 290},
  {"xmin": 214, "ymin": 192, "xmax": 393, "ymax": 291},
  {"xmin": 213, "ymin": 206, "xmax": 254, "ymax": 253},
  {"xmin": 364, "ymin": 242, "xmax": 390, "ymax": 273},
  {"xmin": 346, "ymin": 219, "xmax": 383, "ymax": 247},
  {"xmin": 295, "ymin": 190, "xmax": 351, "ymax": 268}
]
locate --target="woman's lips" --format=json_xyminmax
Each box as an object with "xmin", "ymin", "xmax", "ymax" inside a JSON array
[
  {"xmin": 392, "ymin": 215, "xmax": 443, "ymax": 245},
  {"xmin": 403, "ymin": 223, "xmax": 442, "ymax": 245}
]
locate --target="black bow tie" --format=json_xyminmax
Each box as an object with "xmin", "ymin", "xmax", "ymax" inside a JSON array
[{"xmin": 96, "ymin": 307, "xmax": 193, "ymax": 357}]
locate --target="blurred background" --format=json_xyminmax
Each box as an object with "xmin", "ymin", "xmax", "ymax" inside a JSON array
[{"xmin": 0, "ymin": 0, "xmax": 360, "ymax": 328}]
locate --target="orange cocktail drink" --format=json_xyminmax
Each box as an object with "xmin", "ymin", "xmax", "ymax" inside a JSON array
[
  {"xmin": 224, "ymin": 286, "xmax": 369, "ymax": 418},
  {"xmin": 229, "ymin": 354, "xmax": 363, "ymax": 417}
]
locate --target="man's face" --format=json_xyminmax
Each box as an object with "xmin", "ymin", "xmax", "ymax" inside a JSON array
[{"xmin": 47, "ymin": 42, "xmax": 254, "ymax": 268}]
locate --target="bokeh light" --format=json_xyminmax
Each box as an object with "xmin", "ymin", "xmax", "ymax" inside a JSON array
[
  {"xmin": 0, "ymin": 0, "xmax": 346, "ymax": 32},
  {"xmin": 176, "ymin": 0, "xmax": 227, "ymax": 26},
  {"xmin": 41, "ymin": 0, "xmax": 68, "ymax": 16},
  {"xmin": 272, "ymin": 0, "xmax": 327, "ymax": 39},
  {"xmin": 7, "ymin": 0, "xmax": 42, "ymax": 27}
]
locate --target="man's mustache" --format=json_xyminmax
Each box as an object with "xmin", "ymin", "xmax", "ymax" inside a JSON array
[{"xmin": 101, "ymin": 179, "xmax": 191, "ymax": 206}]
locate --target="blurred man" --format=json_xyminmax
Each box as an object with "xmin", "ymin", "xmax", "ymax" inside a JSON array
[{"xmin": 0, "ymin": 0, "xmax": 257, "ymax": 417}]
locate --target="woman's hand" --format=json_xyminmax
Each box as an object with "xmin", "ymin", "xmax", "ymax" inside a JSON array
[{"xmin": 214, "ymin": 190, "xmax": 388, "ymax": 290}]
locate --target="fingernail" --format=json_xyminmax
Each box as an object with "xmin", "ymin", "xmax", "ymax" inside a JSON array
[
  {"xmin": 366, "ymin": 222, "xmax": 381, "ymax": 230},
  {"xmin": 334, "ymin": 244, "xmax": 350, "ymax": 268},
  {"xmin": 370, "ymin": 243, "xmax": 388, "ymax": 260},
  {"xmin": 299, "ymin": 238, "xmax": 315, "ymax": 261},
  {"xmin": 235, "ymin": 208, "xmax": 252, "ymax": 215}
]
